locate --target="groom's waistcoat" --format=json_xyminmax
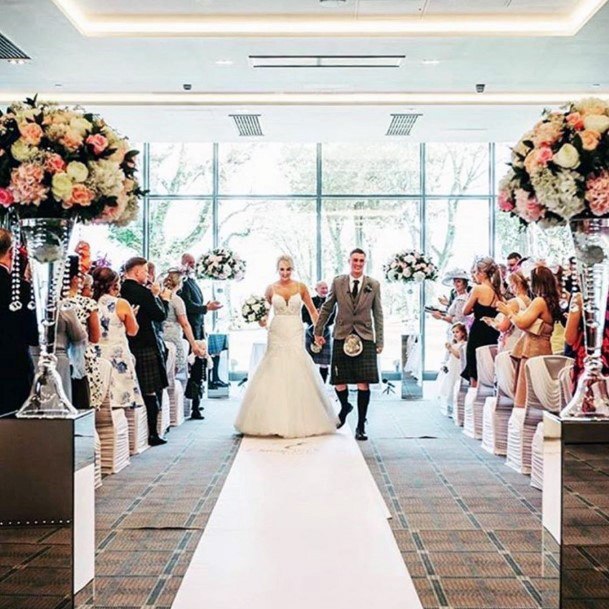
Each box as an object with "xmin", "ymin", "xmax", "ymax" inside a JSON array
[{"xmin": 314, "ymin": 274, "xmax": 384, "ymax": 349}]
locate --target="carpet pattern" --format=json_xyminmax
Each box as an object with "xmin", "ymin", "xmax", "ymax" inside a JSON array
[
  {"xmin": 26, "ymin": 392, "xmax": 561, "ymax": 609},
  {"xmin": 361, "ymin": 398, "xmax": 559, "ymax": 609}
]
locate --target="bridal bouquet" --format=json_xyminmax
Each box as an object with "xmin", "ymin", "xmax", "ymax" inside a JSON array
[
  {"xmin": 241, "ymin": 295, "xmax": 270, "ymax": 324},
  {"xmin": 196, "ymin": 247, "xmax": 246, "ymax": 281},
  {"xmin": 384, "ymin": 250, "xmax": 438, "ymax": 283},
  {"xmin": 498, "ymin": 97, "xmax": 609, "ymax": 226},
  {"xmin": 0, "ymin": 96, "xmax": 143, "ymax": 224}
]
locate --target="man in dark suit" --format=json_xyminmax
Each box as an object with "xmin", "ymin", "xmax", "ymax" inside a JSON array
[
  {"xmin": 0, "ymin": 229, "xmax": 38, "ymax": 417},
  {"xmin": 121, "ymin": 257, "xmax": 170, "ymax": 446},
  {"xmin": 178, "ymin": 253, "xmax": 222, "ymax": 419}
]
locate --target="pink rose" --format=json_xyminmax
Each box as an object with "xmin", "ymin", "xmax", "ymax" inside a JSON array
[
  {"xmin": 0, "ymin": 187, "xmax": 14, "ymax": 208},
  {"xmin": 44, "ymin": 153, "xmax": 66, "ymax": 174},
  {"xmin": 86, "ymin": 134, "xmax": 109, "ymax": 155},
  {"xmin": 515, "ymin": 189, "xmax": 544, "ymax": 222},
  {"xmin": 533, "ymin": 121, "xmax": 562, "ymax": 147},
  {"xmin": 524, "ymin": 147, "xmax": 552, "ymax": 174},
  {"xmin": 566, "ymin": 112, "xmax": 585, "ymax": 131},
  {"xmin": 580, "ymin": 129, "xmax": 601, "ymax": 151},
  {"xmin": 19, "ymin": 122, "xmax": 43, "ymax": 146},
  {"xmin": 498, "ymin": 191, "xmax": 515, "ymax": 212},
  {"xmin": 67, "ymin": 184, "xmax": 94, "ymax": 207},
  {"xmin": 60, "ymin": 130, "xmax": 83, "ymax": 151}
]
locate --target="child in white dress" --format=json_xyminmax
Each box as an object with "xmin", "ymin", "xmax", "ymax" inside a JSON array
[{"xmin": 435, "ymin": 322, "xmax": 468, "ymax": 415}]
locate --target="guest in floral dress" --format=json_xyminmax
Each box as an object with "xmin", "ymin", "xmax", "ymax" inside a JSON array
[
  {"xmin": 64, "ymin": 256, "xmax": 103, "ymax": 408},
  {"xmin": 162, "ymin": 269, "xmax": 206, "ymax": 379},
  {"xmin": 92, "ymin": 266, "xmax": 144, "ymax": 409}
]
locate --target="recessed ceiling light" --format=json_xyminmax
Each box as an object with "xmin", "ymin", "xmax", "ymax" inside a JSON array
[
  {"xmin": 319, "ymin": 0, "xmax": 347, "ymax": 6},
  {"xmin": 421, "ymin": 59, "xmax": 440, "ymax": 65},
  {"xmin": 592, "ymin": 83, "xmax": 601, "ymax": 88},
  {"xmin": 54, "ymin": 83, "xmax": 63, "ymax": 87},
  {"xmin": 215, "ymin": 59, "xmax": 234, "ymax": 66},
  {"xmin": 7, "ymin": 58, "xmax": 28, "ymax": 65}
]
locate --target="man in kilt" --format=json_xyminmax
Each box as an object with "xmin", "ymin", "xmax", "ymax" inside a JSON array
[
  {"xmin": 314, "ymin": 248, "xmax": 384, "ymax": 441},
  {"xmin": 302, "ymin": 280, "xmax": 335, "ymax": 383},
  {"xmin": 121, "ymin": 257, "xmax": 170, "ymax": 446}
]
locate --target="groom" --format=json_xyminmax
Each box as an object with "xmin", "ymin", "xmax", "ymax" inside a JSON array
[{"xmin": 314, "ymin": 248, "xmax": 384, "ymax": 441}]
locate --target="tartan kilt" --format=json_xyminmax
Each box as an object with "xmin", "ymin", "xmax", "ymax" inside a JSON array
[
  {"xmin": 207, "ymin": 333, "xmax": 228, "ymax": 356},
  {"xmin": 330, "ymin": 337, "xmax": 379, "ymax": 385},
  {"xmin": 132, "ymin": 345, "xmax": 168, "ymax": 394},
  {"xmin": 305, "ymin": 327, "xmax": 332, "ymax": 366}
]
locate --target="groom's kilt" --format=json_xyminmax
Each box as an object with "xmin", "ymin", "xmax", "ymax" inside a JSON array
[
  {"xmin": 304, "ymin": 327, "xmax": 332, "ymax": 366},
  {"xmin": 330, "ymin": 337, "xmax": 379, "ymax": 385}
]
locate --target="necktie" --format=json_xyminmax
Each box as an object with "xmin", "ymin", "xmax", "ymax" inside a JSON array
[{"xmin": 352, "ymin": 279, "xmax": 359, "ymax": 299}]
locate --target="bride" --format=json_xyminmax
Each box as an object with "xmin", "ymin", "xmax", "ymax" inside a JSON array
[{"xmin": 235, "ymin": 255, "xmax": 337, "ymax": 438}]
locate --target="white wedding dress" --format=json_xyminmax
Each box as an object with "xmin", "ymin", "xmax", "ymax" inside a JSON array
[{"xmin": 235, "ymin": 292, "xmax": 338, "ymax": 438}]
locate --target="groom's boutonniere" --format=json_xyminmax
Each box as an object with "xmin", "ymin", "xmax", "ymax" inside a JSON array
[{"xmin": 364, "ymin": 285, "xmax": 373, "ymax": 294}]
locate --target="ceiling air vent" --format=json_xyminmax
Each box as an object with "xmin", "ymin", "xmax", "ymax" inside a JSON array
[
  {"xmin": 230, "ymin": 114, "xmax": 264, "ymax": 137},
  {"xmin": 0, "ymin": 32, "xmax": 29, "ymax": 61},
  {"xmin": 249, "ymin": 55, "xmax": 404, "ymax": 68},
  {"xmin": 386, "ymin": 113, "xmax": 421, "ymax": 136}
]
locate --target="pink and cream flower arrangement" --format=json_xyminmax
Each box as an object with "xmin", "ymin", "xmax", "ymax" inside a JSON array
[
  {"xmin": 0, "ymin": 96, "xmax": 142, "ymax": 224},
  {"xmin": 498, "ymin": 97, "xmax": 609, "ymax": 225}
]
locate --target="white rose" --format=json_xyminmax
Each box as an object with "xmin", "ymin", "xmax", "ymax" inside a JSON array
[
  {"xmin": 51, "ymin": 172, "xmax": 74, "ymax": 201},
  {"xmin": 553, "ymin": 144, "xmax": 580, "ymax": 169},
  {"xmin": 66, "ymin": 161, "xmax": 89, "ymax": 183},
  {"xmin": 11, "ymin": 139, "xmax": 37, "ymax": 161},
  {"xmin": 583, "ymin": 114, "xmax": 609, "ymax": 134},
  {"xmin": 414, "ymin": 271, "xmax": 426, "ymax": 282},
  {"xmin": 69, "ymin": 116, "xmax": 92, "ymax": 135}
]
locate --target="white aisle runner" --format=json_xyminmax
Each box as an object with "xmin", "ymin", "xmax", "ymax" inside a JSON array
[{"xmin": 172, "ymin": 427, "xmax": 422, "ymax": 609}]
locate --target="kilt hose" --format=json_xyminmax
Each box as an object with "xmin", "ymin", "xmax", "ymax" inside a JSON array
[
  {"xmin": 330, "ymin": 337, "xmax": 379, "ymax": 385},
  {"xmin": 132, "ymin": 345, "xmax": 168, "ymax": 395}
]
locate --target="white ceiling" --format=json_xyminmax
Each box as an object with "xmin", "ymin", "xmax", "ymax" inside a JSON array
[{"xmin": 0, "ymin": 0, "xmax": 608, "ymax": 142}]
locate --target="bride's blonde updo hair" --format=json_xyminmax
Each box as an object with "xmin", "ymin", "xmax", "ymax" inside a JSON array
[{"xmin": 276, "ymin": 254, "xmax": 294, "ymax": 271}]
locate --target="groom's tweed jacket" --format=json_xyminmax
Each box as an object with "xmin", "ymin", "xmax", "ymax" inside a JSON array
[{"xmin": 314, "ymin": 274, "xmax": 384, "ymax": 350}]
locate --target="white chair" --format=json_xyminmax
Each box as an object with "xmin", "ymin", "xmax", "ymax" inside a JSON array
[
  {"xmin": 158, "ymin": 389, "xmax": 171, "ymax": 437},
  {"xmin": 464, "ymin": 345, "xmax": 497, "ymax": 440},
  {"xmin": 530, "ymin": 422, "xmax": 544, "ymax": 490},
  {"xmin": 169, "ymin": 379, "xmax": 185, "ymax": 427},
  {"xmin": 558, "ymin": 364, "xmax": 574, "ymax": 408},
  {"xmin": 506, "ymin": 355, "xmax": 573, "ymax": 475},
  {"xmin": 124, "ymin": 406, "xmax": 149, "ymax": 455},
  {"xmin": 95, "ymin": 358, "xmax": 131, "ymax": 475},
  {"xmin": 482, "ymin": 350, "xmax": 515, "ymax": 456},
  {"xmin": 94, "ymin": 429, "xmax": 102, "ymax": 489},
  {"xmin": 453, "ymin": 343, "xmax": 468, "ymax": 427}
]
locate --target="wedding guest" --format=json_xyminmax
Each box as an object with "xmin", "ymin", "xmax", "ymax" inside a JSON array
[
  {"xmin": 506, "ymin": 251, "xmax": 522, "ymax": 274},
  {"xmin": 162, "ymin": 269, "xmax": 206, "ymax": 379},
  {"xmin": 121, "ymin": 257, "xmax": 170, "ymax": 445},
  {"xmin": 93, "ymin": 267, "xmax": 144, "ymax": 411},
  {"xmin": 497, "ymin": 265, "xmax": 562, "ymax": 408},
  {"xmin": 564, "ymin": 292, "xmax": 609, "ymax": 389},
  {"xmin": 433, "ymin": 269, "xmax": 470, "ymax": 325},
  {"xmin": 0, "ymin": 229, "xmax": 37, "ymax": 416},
  {"xmin": 178, "ymin": 253, "xmax": 222, "ymax": 420},
  {"xmin": 461, "ymin": 257, "xmax": 502, "ymax": 387},
  {"xmin": 302, "ymin": 280, "xmax": 335, "ymax": 383},
  {"xmin": 487, "ymin": 271, "xmax": 531, "ymax": 352},
  {"xmin": 435, "ymin": 322, "xmax": 468, "ymax": 409},
  {"xmin": 64, "ymin": 255, "xmax": 102, "ymax": 409}
]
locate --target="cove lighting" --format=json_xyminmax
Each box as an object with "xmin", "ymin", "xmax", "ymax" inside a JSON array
[{"xmin": 51, "ymin": 0, "xmax": 608, "ymax": 37}]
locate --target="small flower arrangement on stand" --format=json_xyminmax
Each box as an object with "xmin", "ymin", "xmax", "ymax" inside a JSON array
[
  {"xmin": 383, "ymin": 250, "xmax": 438, "ymax": 284},
  {"xmin": 498, "ymin": 97, "xmax": 609, "ymax": 417},
  {"xmin": 0, "ymin": 96, "xmax": 143, "ymax": 419},
  {"xmin": 241, "ymin": 295, "xmax": 270, "ymax": 325},
  {"xmin": 195, "ymin": 247, "xmax": 246, "ymax": 281}
]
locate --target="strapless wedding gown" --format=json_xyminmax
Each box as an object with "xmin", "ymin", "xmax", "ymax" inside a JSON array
[{"xmin": 235, "ymin": 293, "xmax": 337, "ymax": 438}]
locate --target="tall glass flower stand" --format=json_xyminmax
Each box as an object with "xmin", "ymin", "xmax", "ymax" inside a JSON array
[
  {"xmin": 400, "ymin": 283, "xmax": 423, "ymax": 400},
  {"xmin": 16, "ymin": 217, "xmax": 77, "ymax": 419}
]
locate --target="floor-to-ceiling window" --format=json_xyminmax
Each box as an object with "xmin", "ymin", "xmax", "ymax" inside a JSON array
[{"xmin": 81, "ymin": 141, "xmax": 571, "ymax": 377}]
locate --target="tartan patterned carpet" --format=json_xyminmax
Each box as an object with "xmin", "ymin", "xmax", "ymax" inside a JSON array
[{"xmin": 87, "ymin": 390, "xmax": 556, "ymax": 609}]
